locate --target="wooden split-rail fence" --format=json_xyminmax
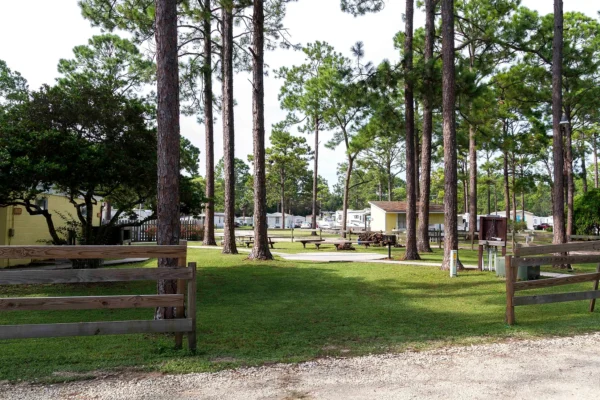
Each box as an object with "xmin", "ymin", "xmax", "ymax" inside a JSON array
[
  {"xmin": 505, "ymin": 240, "xmax": 600, "ymax": 325},
  {"xmin": 0, "ymin": 242, "xmax": 196, "ymax": 351}
]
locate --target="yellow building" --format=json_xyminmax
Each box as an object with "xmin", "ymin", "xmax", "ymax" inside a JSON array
[
  {"xmin": 369, "ymin": 201, "xmax": 445, "ymax": 232},
  {"xmin": 0, "ymin": 194, "xmax": 102, "ymax": 268}
]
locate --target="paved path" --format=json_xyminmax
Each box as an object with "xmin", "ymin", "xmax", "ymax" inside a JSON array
[{"xmin": 4, "ymin": 334, "xmax": 600, "ymax": 399}]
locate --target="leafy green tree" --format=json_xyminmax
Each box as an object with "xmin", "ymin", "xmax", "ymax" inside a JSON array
[
  {"xmin": 573, "ymin": 189, "xmax": 600, "ymax": 235},
  {"xmin": 277, "ymin": 41, "xmax": 335, "ymax": 233},
  {"xmin": 0, "ymin": 81, "xmax": 157, "ymax": 245},
  {"xmin": 57, "ymin": 34, "xmax": 154, "ymax": 96},
  {"xmin": 265, "ymin": 127, "xmax": 311, "ymax": 229},
  {"xmin": 357, "ymin": 61, "xmax": 405, "ymax": 202},
  {"xmin": 323, "ymin": 44, "xmax": 371, "ymax": 237},
  {"xmin": 215, "ymin": 157, "xmax": 251, "ymax": 215},
  {"xmin": 452, "ymin": 0, "xmax": 520, "ymax": 247},
  {"xmin": 0, "ymin": 60, "xmax": 28, "ymax": 107}
]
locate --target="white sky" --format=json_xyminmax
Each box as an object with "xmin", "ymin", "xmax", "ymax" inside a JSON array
[{"xmin": 0, "ymin": 0, "xmax": 598, "ymax": 187}]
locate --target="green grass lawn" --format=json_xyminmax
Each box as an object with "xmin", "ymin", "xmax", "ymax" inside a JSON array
[
  {"xmin": 2, "ymin": 247, "xmax": 600, "ymax": 383},
  {"xmin": 189, "ymin": 240, "xmax": 482, "ymax": 264}
]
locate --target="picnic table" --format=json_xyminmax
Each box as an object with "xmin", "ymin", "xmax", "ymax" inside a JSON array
[
  {"xmin": 320, "ymin": 240, "xmax": 354, "ymax": 251},
  {"xmin": 242, "ymin": 237, "xmax": 275, "ymax": 249},
  {"xmin": 297, "ymin": 238, "xmax": 325, "ymax": 248}
]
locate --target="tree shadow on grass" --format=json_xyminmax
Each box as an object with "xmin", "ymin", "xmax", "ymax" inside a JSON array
[{"xmin": 2, "ymin": 260, "xmax": 600, "ymax": 381}]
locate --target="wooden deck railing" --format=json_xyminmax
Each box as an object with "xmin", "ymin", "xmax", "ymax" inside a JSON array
[
  {"xmin": 505, "ymin": 241, "xmax": 600, "ymax": 325},
  {"xmin": 0, "ymin": 243, "xmax": 196, "ymax": 351}
]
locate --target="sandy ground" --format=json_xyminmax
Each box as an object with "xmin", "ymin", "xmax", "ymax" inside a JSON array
[{"xmin": 3, "ymin": 333, "xmax": 600, "ymax": 399}]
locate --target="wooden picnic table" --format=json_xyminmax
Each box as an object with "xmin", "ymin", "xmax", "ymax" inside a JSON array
[
  {"xmin": 297, "ymin": 238, "xmax": 325, "ymax": 248},
  {"xmin": 242, "ymin": 237, "xmax": 275, "ymax": 249},
  {"xmin": 320, "ymin": 240, "xmax": 354, "ymax": 251}
]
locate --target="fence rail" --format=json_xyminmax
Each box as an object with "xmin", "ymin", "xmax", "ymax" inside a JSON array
[
  {"xmin": 0, "ymin": 243, "xmax": 196, "ymax": 350},
  {"xmin": 505, "ymin": 241, "xmax": 600, "ymax": 325}
]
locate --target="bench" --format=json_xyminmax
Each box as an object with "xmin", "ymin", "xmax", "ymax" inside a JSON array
[
  {"xmin": 243, "ymin": 237, "xmax": 275, "ymax": 249},
  {"xmin": 0, "ymin": 242, "xmax": 196, "ymax": 351},
  {"xmin": 297, "ymin": 239, "xmax": 324, "ymax": 248}
]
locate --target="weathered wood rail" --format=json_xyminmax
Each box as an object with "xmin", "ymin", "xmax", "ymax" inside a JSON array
[
  {"xmin": 505, "ymin": 240, "xmax": 600, "ymax": 325},
  {"xmin": 0, "ymin": 243, "xmax": 196, "ymax": 351}
]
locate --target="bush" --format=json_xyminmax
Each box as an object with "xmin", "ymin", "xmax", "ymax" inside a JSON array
[
  {"xmin": 574, "ymin": 189, "xmax": 600, "ymax": 235},
  {"xmin": 145, "ymin": 226, "xmax": 157, "ymax": 241},
  {"xmin": 182, "ymin": 225, "xmax": 203, "ymax": 241},
  {"xmin": 509, "ymin": 220, "xmax": 527, "ymax": 233}
]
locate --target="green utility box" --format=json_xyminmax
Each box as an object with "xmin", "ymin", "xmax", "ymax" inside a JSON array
[
  {"xmin": 496, "ymin": 258, "xmax": 540, "ymax": 280},
  {"xmin": 496, "ymin": 257, "xmax": 505, "ymax": 278},
  {"xmin": 517, "ymin": 265, "xmax": 541, "ymax": 281}
]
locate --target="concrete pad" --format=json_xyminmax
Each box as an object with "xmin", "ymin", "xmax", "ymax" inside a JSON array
[{"xmin": 281, "ymin": 252, "xmax": 388, "ymax": 263}]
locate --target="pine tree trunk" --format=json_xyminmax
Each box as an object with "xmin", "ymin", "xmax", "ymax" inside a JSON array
[
  {"xmin": 511, "ymin": 160, "xmax": 517, "ymax": 223},
  {"xmin": 469, "ymin": 124, "xmax": 477, "ymax": 249},
  {"xmin": 281, "ymin": 171, "xmax": 286, "ymax": 229},
  {"xmin": 417, "ymin": 0, "xmax": 435, "ymax": 253},
  {"xmin": 487, "ymin": 168, "xmax": 492, "ymax": 215},
  {"xmin": 552, "ymin": 0, "xmax": 567, "ymax": 247},
  {"xmin": 249, "ymin": 0, "xmax": 272, "ymax": 260},
  {"xmin": 155, "ymin": 0, "xmax": 180, "ymax": 319},
  {"xmin": 222, "ymin": 5, "xmax": 238, "ymax": 255},
  {"xmin": 203, "ymin": 0, "xmax": 216, "ymax": 246},
  {"xmin": 565, "ymin": 120, "xmax": 574, "ymax": 239},
  {"xmin": 403, "ymin": 0, "xmax": 419, "ymax": 260},
  {"xmin": 441, "ymin": 0, "xmax": 459, "ymax": 270},
  {"xmin": 311, "ymin": 117, "xmax": 319, "ymax": 236},
  {"xmin": 581, "ymin": 154, "xmax": 588, "ymax": 193},
  {"xmin": 388, "ymin": 161, "xmax": 393, "ymax": 201},
  {"xmin": 503, "ymin": 148, "xmax": 510, "ymax": 219},
  {"xmin": 594, "ymin": 133, "xmax": 598, "ymax": 189},
  {"xmin": 463, "ymin": 168, "xmax": 468, "ymax": 214},
  {"xmin": 521, "ymin": 183, "xmax": 525, "ymax": 223},
  {"xmin": 503, "ymin": 121, "xmax": 510, "ymax": 221},
  {"xmin": 414, "ymin": 101, "xmax": 420, "ymax": 201},
  {"xmin": 341, "ymin": 156, "xmax": 354, "ymax": 238},
  {"xmin": 581, "ymin": 145, "xmax": 588, "ymax": 193}
]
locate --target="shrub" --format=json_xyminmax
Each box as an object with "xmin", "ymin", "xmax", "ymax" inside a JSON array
[
  {"xmin": 181, "ymin": 225, "xmax": 203, "ymax": 241},
  {"xmin": 574, "ymin": 189, "xmax": 600, "ymax": 235},
  {"xmin": 145, "ymin": 226, "xmax": 157, "ymax": 241},
  {"xmin": 509, "ymin": 220, "xmax": 527, "ymax": 233}
]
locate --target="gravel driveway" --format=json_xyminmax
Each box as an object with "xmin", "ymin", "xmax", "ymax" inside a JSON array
[{"xmin": 3, "ymin": 333, "xmax": 600, "ymax": 399}]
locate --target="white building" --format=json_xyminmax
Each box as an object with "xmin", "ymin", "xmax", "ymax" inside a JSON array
[
  {"xmin": 490, "ymin": 210, "xmax": 540, "ymax": 230},
  {"xmin": 334, "ymin": 208, "xmax": 370, "ymax": 229},
  {"xmin": 197, "ymin": 212, "xmax": 225, "ymax": 228},
  {"xmin": 236, "ymin": 216, "xmax": 254, "ymax": 226},
  {"xmin": 266, "ymin": 212, "xmax": 301, "ymax": 229}
]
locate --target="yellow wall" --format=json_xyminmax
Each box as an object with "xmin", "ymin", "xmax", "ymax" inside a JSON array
[
  {"xmin": 385, "ymin": 213, "xmax": 397, "ymax": 232},
  {"xmin": 0, "ymin": 194, "xmax": 102, "ymax": 268},
  {"xmin": 369, "ymin": 204, "xmax": 445, "ymax": 232},
  {"xmin": 428, "ymin": 213, "xmax": 444, "ymax": 225}
]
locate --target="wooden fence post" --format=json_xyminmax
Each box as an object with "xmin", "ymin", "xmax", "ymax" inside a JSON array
[
  {"xmin": 590, "ymin": 263, "xmax": 600, "ymax": 312},
  {"xmin": 505, "ymin": 255, "xmax": 515, "ymax": 325},
  {"xmin": 175, "ymin": 240, "xmax": 187, "ymax": 349},
  {"xmin": 187, "ymin": 262, "xmax": 197, "ymax": 351}
]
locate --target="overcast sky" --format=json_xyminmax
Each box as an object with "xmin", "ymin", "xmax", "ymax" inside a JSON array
[{"xmin": 1, "ymin": 0, "xmax": 598, "ymax": 188}]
